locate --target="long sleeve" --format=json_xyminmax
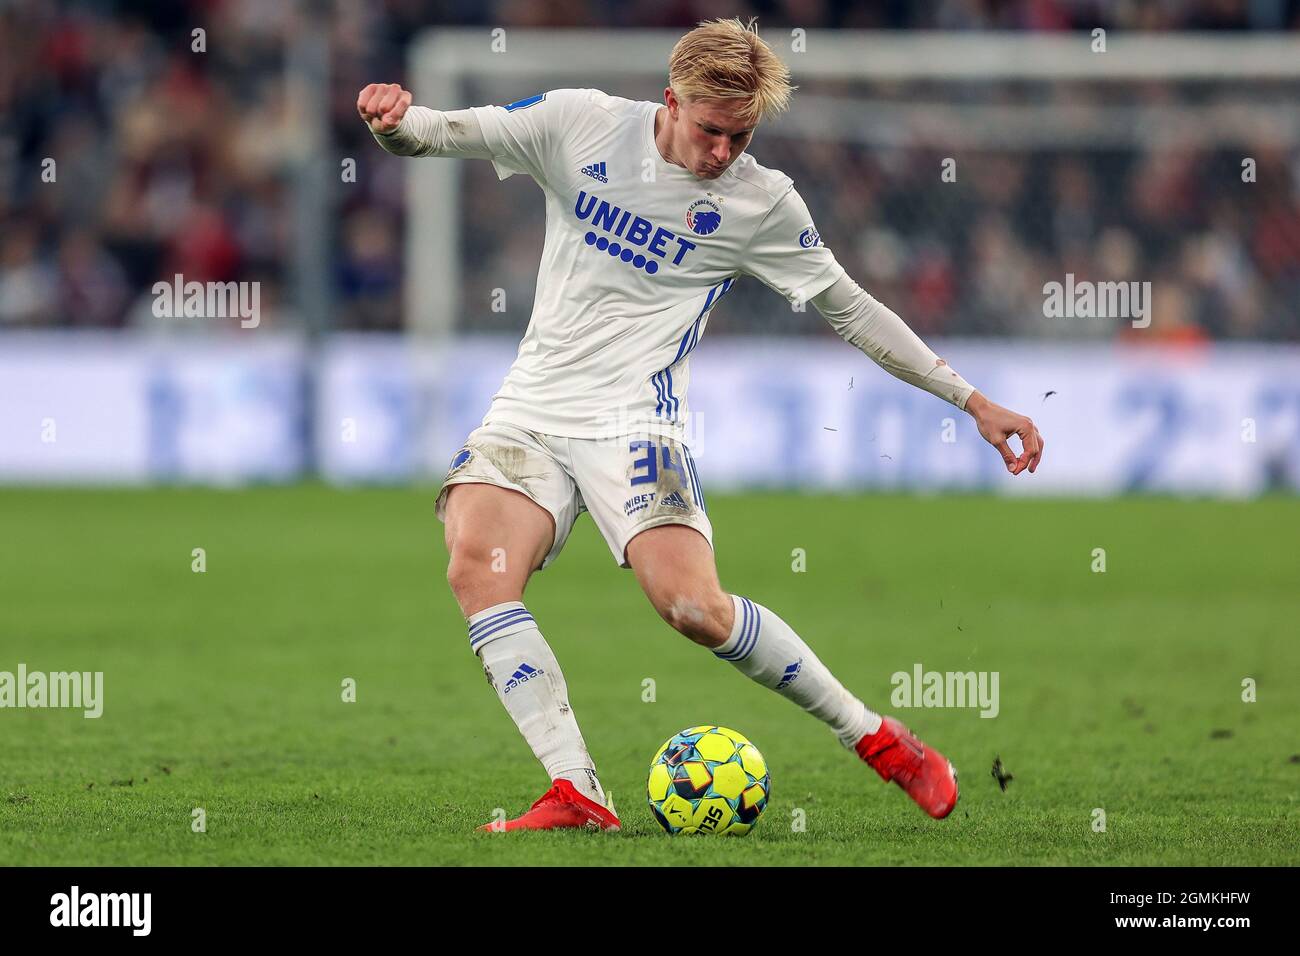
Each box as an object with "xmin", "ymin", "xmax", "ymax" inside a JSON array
[
  {"xmin": 371, "ymin": 106, "xmax": 494, "ymax": 160},
  {"xmin": 371, "ymin": 90, "xmax": 594, "ymax": 190},
  {"xmin": 812, "ymin": 273, "xmax": 975, "ymax": 409}
]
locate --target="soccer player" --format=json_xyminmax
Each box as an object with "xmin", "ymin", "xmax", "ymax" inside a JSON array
[{"xmin": 359, "ymin": 17, "xmax": 1043, "ymax": 831}]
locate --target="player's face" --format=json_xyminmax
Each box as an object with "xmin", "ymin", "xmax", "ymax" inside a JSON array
[{"xmin": 673, "ymin": 95, "xmax": 756, "ymax": 179}]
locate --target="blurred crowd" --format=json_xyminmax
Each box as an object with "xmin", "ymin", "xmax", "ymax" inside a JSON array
[
  {"xmin": 733, "ymin": 129, "xmax": 1300, "ymax": 342},
  {"xmin": 1, "ymin": 0, "xmax": 1298, "ymax": 339}
]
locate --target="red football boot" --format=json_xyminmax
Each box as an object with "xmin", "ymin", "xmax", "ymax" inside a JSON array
[
  {"xmin": 856, "ymin": 716, "xmax": 958, "ymax": 819},
  {"xmin": 478, "ymin": 779, "xmax": 621, "ymax": 833}
]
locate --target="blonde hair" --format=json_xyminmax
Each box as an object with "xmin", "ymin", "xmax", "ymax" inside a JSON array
[{"xmin": 667, "ymin": 17, "xmax": 795, "ymax": 126}]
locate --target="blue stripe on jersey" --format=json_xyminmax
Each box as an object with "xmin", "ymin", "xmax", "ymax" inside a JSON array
[
  {"xmin": 652, "ymin": 277, "xmax": 736, "ymax": 420},
  {"xmin": 652, "ymin": 370, "xmax": 669, "ymax": 417},
  {"xmin": 672, "ymin": 319, "xmax": 698, "ymax": 366}
]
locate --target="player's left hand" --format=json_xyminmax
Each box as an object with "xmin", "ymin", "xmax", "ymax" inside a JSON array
[{"xmin": 965, "ymin": 391, "xmax": 1043, "ymax": 475}]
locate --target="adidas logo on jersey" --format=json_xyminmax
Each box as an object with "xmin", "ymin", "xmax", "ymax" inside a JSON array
[
  {"xmin": 776, "ymin": 659, "xmax": 803, "ymax": 690},
  {"xmin": 580, "ymin": 161, "xmax": 608, "ymax": 183},
  {"xmin": 660, "ymin": 490, "xmax": 690, "ymax": 510},
  {"xmin": 504, "ymin": 662, "xmax": 545, "ymax": 694}
]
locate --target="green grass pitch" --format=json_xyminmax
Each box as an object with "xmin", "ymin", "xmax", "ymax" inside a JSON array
[{"xmin": 1, "ymin": 486, "xmax": 1296, "ymax": 866}]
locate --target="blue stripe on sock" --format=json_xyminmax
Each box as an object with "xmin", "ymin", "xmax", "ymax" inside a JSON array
[
  {"xmin": 468, "ymin": 606, "xmax": 529, "ymax": 637},
  {"xmin": 741, "ymin": 598, "xmax": 761, "ymax": 661},
  {"xmin": 468, "ymin": 609, "xmax": 531, "ymax": 638},
  {"xmin": 714, "ymin": 599, "xmax": 747, "ymax": 659},
  {"xmin": 468, "ymin": 611, "xmax": 534, "ymax": 648},
  {"xmin": 716, "ymin": 597, "xmax": 760, "ymax": 661},
  {"xmin": 725, "ymin": 598, "xmax": 760, "ymax": 662},
  {"xmin": 469, "ymin": 615, "xmax": 534, "ymax": 649}
]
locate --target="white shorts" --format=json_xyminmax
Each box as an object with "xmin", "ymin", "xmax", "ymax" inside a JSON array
[{"xmin": 434, "ymin": 420, "xmax": 713, "ymax": 569}]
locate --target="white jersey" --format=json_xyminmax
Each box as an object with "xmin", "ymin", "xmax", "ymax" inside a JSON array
[{"xmin": 469, "ymin": 88, "xmax": 845, "ymax": 440}]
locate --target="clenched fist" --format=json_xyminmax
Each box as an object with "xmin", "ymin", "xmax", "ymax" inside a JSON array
[{"xmin": 357, "ymin": 83, "xmax": 412, "ymax": 134}]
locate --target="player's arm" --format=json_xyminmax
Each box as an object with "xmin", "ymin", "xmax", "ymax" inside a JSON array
[
  {"xmin": 358, "ymin": 83, "xmax": 493, "ymax": 159},
  {"xmin": 360, "ymin": 83, "xmax": 589, "ymax": 189},
  {"xmin": 811, "ymin": 275, "xmax": 1043, "ymax": 475}
]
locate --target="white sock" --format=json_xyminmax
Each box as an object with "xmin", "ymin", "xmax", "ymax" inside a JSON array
[
  {"xmin": 714, "ymin": 594, "xmax": 882, "ymax": 747},
  {"xmin": 469, "ymin": 601, "xmax": 605, "ymax": 804}
]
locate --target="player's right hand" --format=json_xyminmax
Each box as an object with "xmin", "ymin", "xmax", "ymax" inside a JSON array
[
  {"xmin": 357, "ymin": 83, "xmax": 413, "ymax": 134},
  {"xmin": 965, "ymin": 390, "xmax": 1044, "ymax": 475}
]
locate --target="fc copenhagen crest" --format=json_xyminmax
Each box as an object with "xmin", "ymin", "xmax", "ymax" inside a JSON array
[{"xmin": 685, "ymin": 198, "xmax": 722, "ymax": 236}]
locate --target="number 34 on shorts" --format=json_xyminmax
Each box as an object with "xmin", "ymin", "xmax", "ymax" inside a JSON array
[{"xmin": 623, "ymin": 438, "xmax": 707, "ymax": 519}]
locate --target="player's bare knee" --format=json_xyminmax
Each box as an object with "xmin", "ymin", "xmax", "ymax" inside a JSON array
[
  {"xmin": 656, "ymin": 589, "xmax": 729, "ymax": 648},
  {"xmin": 446, "ymin": 546, "xmax": 518, "ymax": 612},
  {"xmin": 444, "ymin": 553, "xmax": 482, "ymax": 606}
]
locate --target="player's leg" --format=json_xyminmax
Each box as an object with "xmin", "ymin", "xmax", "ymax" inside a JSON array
[
  {"xmin": 443, "ymin": 482, "xmax": 551, "ymax": 613},
  {"xmin": 625, "ymin": 524, "xmax": 958, "ymax": 819},
  {"xmin": 570, "ymin": 432, "xmax": 956, "ymax": 819},
  {"xmin": 573, "ymin": 432, "xmax": 878, "ymax": 742},
  {"xmin": 625, "ymin": 523, "xmax": 879, "ymax": 745},
  {"xmin": 437, "ymin": 426, "xmax": 617, "ymax": 830}
]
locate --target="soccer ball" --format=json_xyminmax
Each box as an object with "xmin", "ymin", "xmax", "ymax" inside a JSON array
[{"xmin": 646, "ymin": 725, "xmax": 770, "ymax": 835}]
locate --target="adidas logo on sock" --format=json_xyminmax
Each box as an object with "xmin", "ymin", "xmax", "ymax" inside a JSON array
[
  {"xmin": 661, "ymin": 490, "xmax": 689, "ymax": 510},
  {"xmin": 580, "ymin": 161, "xmax": 608, "ymax": 183},
  {"xmin": 504, "ymin": 662, "xmax": 545, "ymax": 694},
  {"xmin": 776, "ymin": 658, "xmax": 803, "ymax": 690}
]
